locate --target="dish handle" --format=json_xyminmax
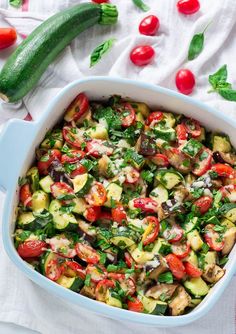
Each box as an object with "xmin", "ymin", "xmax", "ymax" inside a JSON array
[{"xmin": 0, "ymin": 119, "xmax": 35, "ymax": 192}]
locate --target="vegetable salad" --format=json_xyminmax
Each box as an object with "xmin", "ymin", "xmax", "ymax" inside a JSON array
[{"xmin": 15, "ymin": 93, "xmax": 236, "ymax": 316}]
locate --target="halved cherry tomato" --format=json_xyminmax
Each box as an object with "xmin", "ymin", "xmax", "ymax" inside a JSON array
[
  {"xmin": 61, "ymin": 149, "xmax": 85, "ymax": 163},
  {"xmin": 175, "ymin": 69, "xmax": 195, "ymax": 95},
  {"xmin": 163, "ymin": 224, "xmax": 183, "ymax": 243},
  {"xmin": 86, "ymin": 264, "xmax": 107, "ymax": 283},
  {"xmin": 46, "ymin": 259, "xmax": 64, "ymax": 281},
  {"xmin": 17, "ymin": 240, "xmax": 47, "ymax": 258},
  {"xmin": 125, "ymin": 167, "xmax": 140, "ymax": 184},
  {"xmin": 177, "ymin": 0, "xmax": 200, "ymax": 15},
  {"xmin": 63, "ymin": 126, "xmax": 84, "ymax": 148},
  {"xmin": 194, "ymin": 196, "xmax": 213, "ymax": 215},
  {"xmin": 171, "ymin": 241, "xmax": 190, "ymax": 259},
  {"xmin": 37, "ymin": 149, "xmax": 62, "ymax": 175},
  {"xmin": 127, "ymin": 296, "xmax": 144, "ymax": 312},
  {"xmin": 84, "ymin": 206, "xmax": 101, "ymax": 223},
  {"xmin": 130, "ymin": 45, "xmax": 155, "ymax": 66},
  {"xmin": 65, "ymin": 261, "xmax": 86, "ymax": 280},
  {"xmin": 176, "ymin": 123, "xmax": 188, "ymax": 141},
  {"xmin": 132, "ymin": 198, "xmax": 158, "ymax": 213},
  {"xmin": 219, "ymin": 185, "xmax": 236, "ymax": 202},
  {"xmin": 75, "ymin": 243, "xmax": 100, "ymax": 264},
  {"xmin": 86, "ymin": 139, "xmax": 113, "ymax": 158},
  {"xmin": 70, "ymin": 163, "xmax": 87, "ymax": 178},
  {"xmin": 66, "ymin": 93, "xmax": 89, "ymax": 122},
  {"xmin": 108, "ymin": 274, "xmax": 136, "ymax": 296},
  {"xmin": 151, "ymin": 153, "xmax": 169, "ymax": 167},
  {"xmin": 124, "ymin": 252, "xmax": 138, "ymax": 269},
  {"xmin": 184, "ymin": 261, "xmax": 202, "ymax": 278},
  {"xmin": 112, "ymin": 205, "xmax": 127, "ymax": 224},
  {"xmin": 47, "ymin": 236, "xmax": 76, "ymax": 258},
  {"xmin": 146, "ymin": 111, "xmax": 163, "ymax": 126},
  {"xmin": 95, "ymin": 279, "xmax": 115, "ymax": 302},
  {"xmin": 0, "ymin": 27, "xmax": 17, "ymax": 50},
  {"xmin": 142, "ymin": 216, "xmax": 159, "ymax": 245},
  {"xmin": 50, "ymin": 182, "xmax": 75, "ymax": 199},
  {"xmin": 139, "ymin": 15, "xmax": 160, "ymax": 36},
  {"xmin": 183, "ymin": 118, "xmax": 201, "ymax": 138},
  {"xmin": 165, "ymin": 253, "xmax": 186, "ymax": 280},
  {"xmin": 204, "ymin": 224, "xmax": 225, "ymax": 251},
  {"xmin": 19, "ymin": 183, "xmax": 32, "ymax": 208},
  {"xmin": 119, "ymin": 103, "xmax": 136, "ymax": 127},
  {"xmin": 85, "ymin": 182, "xmax": 107, "ymax": 206},
  {"xmin": 193, "ymin": 148, "xmax": 212, "ymax": 176},
  {"xmin": 211, "ymin": 163, "xmax": 236, "ymax": 178},
  {"xmin": 92, "ymin": 0, "xmax": 109, "ymax": 3}
]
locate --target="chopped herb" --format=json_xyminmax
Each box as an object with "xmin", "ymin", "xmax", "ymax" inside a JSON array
[
  {"xmin": 59, "ymin": 202, "xmax": 76, "ymax": 214},
  {"xmin": 199, "ymin": 151, "xmax": 209, "ymax": 161},
  {"xmin": 158, "ymin": 272, "xmax": 173, "ymax": 284},
  {"xmin": 138, "ymin": 241, "xmax": 143, "ymax": 251},
  {"xmin": 18, "ymin": 176, "xmax": 28, "ymax": 186},
  {"xmin": 201, "ymin": 243, "xmax": 209, "ymax": 254},
  {"xmin": 84, "ymin": 274, "xmax": 91, "ymax": 287},
  {"xmin": 213, "ymin": 225, "xmax": 227, "ymax": 233},
  {"xmin": 64, "ymin": 162, "xmax": 77, "ymax": 174},
  {"xmin": 127, "ymin": 295, "xmax": 135, "ymax": 302},
  {"xmin": 81, "ymin": 142, "xmax": 87, "ymax": 150},
  {"xmin": 132, "ymin": 0, "xmax": 150, "ymax": 11},
  {"xmin": 159, "ymin": 292, "xmax": 167, "ymax": 302},
  {"xmin": 141, "ymin": 170, "xmax": 154, "ymax": 183},
  {"xmin": 158, "ymin": 243, "xmax": 172, "ymax": 256},
  {"xmin": 110, "ymin": 197, "xmax": 116, "ymax": 209},
  {"xmin": 90, "ymin": 38, "xmax": 116, "ymax": 67},
  {"xmin": 191, "ymin": 187, "xmax": 204, "ymax": 199}
]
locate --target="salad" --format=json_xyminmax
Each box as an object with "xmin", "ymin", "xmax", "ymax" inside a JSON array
[{"xmin": 14, "ymin": 93, "xmax": 236, "ymax": 316}]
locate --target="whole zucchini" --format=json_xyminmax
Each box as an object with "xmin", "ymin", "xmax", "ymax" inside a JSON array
[{"xmin": 0, "ymin": 3, "xmax": 118, "ymax": 103}]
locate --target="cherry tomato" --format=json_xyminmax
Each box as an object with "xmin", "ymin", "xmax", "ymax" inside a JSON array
[
  {"xmin": 17, "ymin": 240, "xmax": 47, "ymax": 258},
  {"xmin": 142, "ymin": 216, "xmax": 159, "ymax": 246},
  {"xmin": 211, "ymin": 163, "xmax": 236, "ymax": 178},
  {"xmin": 75, "ymin": 243, "xmax": 100, "ymax": 264},
  {"xmin": 194, "ymin": 196, "xmax": 213, "ymax": 215},
  {"xmin": 175, "ymin": 69, "xmax": 195, "ymax": 95},
  {"xmin": 84, "ymin": 206, "xmax": 101, "ymax": 223},
  {"xmin": 95, "ymin": 279, "xmax": 115, "ymax": 302},
  {"xmin": 130, "ymin": 45, "xmax": 155, "ymax": 66},
  {"xmin": 65, "ymin": 93, "xmax": 89, "ymax": 122},
  {"xmin": 85, "ymin": 182, "xmax": 107, "ymax": 206},
  {"xmin": 171, "ymin": 241, "xmax": 190, "ymax": 259},
  {"xmin": 48, "ymin": 236, "xmax": 76, "ymax": 258},
  {"xmin": 124, "ymin": 252, "xmax": 137, "ymax": 269},
  {"xmin": 151, "ymin": 153, "xmax": 169, "ymax": 167},
  {"xmin": 46, "ymin": 259, "xmax": 64, "ymax": 281},
  {"xmin": 119, "ymin": 103, "xmax": 136, "ymax": 127},
  {"xmin": 132, "ymin": 197, "xmax": 158, "ymax": 213},
  {"xmin": 193, "ymin": 148, "xmax": 212, "ymax": 176},
  {"xmin": 139, "ymin": 15, "xmax": 160, "ymax": 36},
  {"xmin": 86, "ymin": 264, "xmax": 107, "ymax": 283},
  {"xmin": 61, "ymin": 149, "xmax": 85, "ymax": 163},
  {"xmin": 112, "ymin": 205, "xmax": 127, "ymax": 224},
  {"xmin": 65, "ymin": 261, "xmax": 86, "ymax": 280},
  {"xmin": 19, "ymin": 183, "xmax": 32, "ymax": 208},
  {"xmin": 37, "ymin": 149, "xmax": 62, "ymax": 175},
  {"xmin": 184, "ymin": 261, "xmax": 202, "ymax": 278},
  {"xmin": 183, "ymin": 118, "xmax": 201, "ymax": 138},
  {"xmin": 176, "ymin": 123, "xmax": 188, "ymax": 141},
  {"xmin": 70, "ymin": 163, "xmax": 87, "ymax": 178},
  {"xmin": 108, "ymin": 273, "xmax": 126, "ymax": 281},
  {"xmin": 127, "ymin": 297, "xmax": 144, "ymax": 312},
  {"xmin": 0, "ymin": 27, "xmax": 17, "ymax": 50},
  {"xmin": 50, "ymin": 182, "xmax": 75, "ymax": 199},
  {"xmin": 204, "ymin": 224, "xmax": 225, "ymax": 251},
  {"xmin": 86, "ymin": 139, "xmax": 113, "ymax": 158},
  {"xmin": 92, "ymin": 0, "xmax": 109, "ymax": 3},
  {"xmin": 165, "ymin": 253, "xmax": 186, "ymax": 280},
  {"xmin": 63, "ymin": 126, "xmax": 84, "ymax": 149},
  {"xmin": 163, "ymin": 224, "xmax": 183, "ymax": 243},
  {"xmin": 219, "ymin": 185, "xmax": 236, "ymax": 202},
  {"xmin": 177, "ymin": 0, "xmax": 200, "ymax": 15},
  {"xmin": 146, "ymin": 111, "xmax": 163, "ymax": 126},
  {"xmin": 125, "ymin": 167, "xmax": 140, "ymax": 184}
]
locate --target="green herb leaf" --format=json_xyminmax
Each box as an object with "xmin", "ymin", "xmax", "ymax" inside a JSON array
[
  {"xmin": 18, "ymin": 176, "xmax": 28, "ymax": 186},
  {"xmin": 90, "ymin": 38, "xmax": 116, "ymax": 67},
  {"xmin": 158, "ymin": 272, "xmax": 173, "ymax": 284},
  {"xmin": 209, "ymin": 65, "xmax": 228, "ymax": 90},
  {"xmin": 141, "ymin": 170, "xmax": 154, "ymax": 183},
  {"xmin": 132, "ymin": 0, "xmax": 150, "ymax": 11},
  {"xmin": 9, "ymin": 0, "xmax": 22, "ymax": 7},
  {"xmin": 219, "ymin": 256, "xmax": 228, "ymax": 266},
  {"xmin": 218, "ymin": 88, "xmax": 236, "ymax": 102},
  {"xmin": 188, "ymin": 33, "xmax": 204, "ymax": 61},
  {"xmin": 84, "ymin": 274, "xmax": 91, "ymax": 287}
]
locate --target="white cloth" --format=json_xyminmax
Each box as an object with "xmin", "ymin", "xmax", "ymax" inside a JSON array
[{"xmin": 0, "ymin": 0, "xmax": 236, "ymax": 333}]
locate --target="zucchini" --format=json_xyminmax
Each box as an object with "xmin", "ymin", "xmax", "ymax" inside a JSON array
[
  {"xmin": 104, "ymin": 183, "xmax": 122, "ymax": 207},
  {"xmin": 72, "ymin": 174, "xmax": 94, "ymax": 196},
  {"xmin": 185, "ymin": 250, "xmax": 198, "ymax": 267},
  {"xmin": 27, "ymin": 167, "xmax": 39, "ymax": 192},
  {"xmin": 141, "ymin": 295, "xmax": 167, "ymax": 315},
  {"xmin": 72, "ymin": 198, "xmax": 87, "ymax": 215},
  {"xmin": 131, "ymin": 102, "xmax": 150, "ymax": 117},
  {"xmin": 162, "ymin": 112, "xmax": 176, "ymax": 128},
  {"xmin": 124, "ymin": 149, "xmax": 145, "ymax": 170},
  {"xmin": 181, "ymin": 139, "xmax": 203, "ymax": 158},
  {"xmin": 187, "ymin": 229, "xmax": 203, "ymax": 252},
  {"xmin": 220, "ymin": 203, "xmax": 236, "ymax": 222},
  {"xmin": 149, "ymin": 184, "xmax": 168, "ymax": 205},
  {"xmin": 136, "ymin": 112, "xmax": 145, "ymax": 123},
  {"xmin": 86, "ymin": 125, "xmax": 108, "ymax": 140},
  {"xmin": 31, "ymin": 190, "xmax": 49, "ymax": 212},
  {"xmin": 183, "ymin": 217, "xmax": 199, "ymax": 233},
  {"xmin": 41, "ymin": 129, "xmax": 63, "ymax": 149},
  {"xmin": 0, "ymin": 3, "xmax": 118, "ymax": 102},
  {"xmin": 49, "ymin": 199, "xmax": 78, "ymax": 231},
  {"xmin": 131, "ymin": 247, "xmax": 154, "ymax": 264},
  {"xmin": 39, "ymin": 175, "xmax": 54, "ymax": 193},
  {"xmin": 184, "ymin": 277, "xmax": 209, "ymax": 297},
  {"xmin": 17, "ymin": 212, "xmax": 38, "ymax": 231},
  {"xmin": 110, "ymin": 235, "xmax": 135, "ymax": 249},
  {"xmin": 203, "ymin": 251, "xmax": 217, "ymax": 268},
  {"xmin": 154, "ymin": 125, "xmax": 176, "ymax": 141},
  {"xmin": 106, "ymin": 290, "xmax": 122, "ymax": 308},
  {"xmin": 212, "ymin": 134, "xmax": 231, "ymax": 153},
  {"xmin": 221, "ymin": 218, "xmax": 235, "ymax": 229},
  {"xmin": 156, "ymin": 170, "xmax": 183, "ymax": 190},
  {"xmin": 57, "ymin": 275, "xmax": 84, "ymax": 292},
  {"xmin": 41, "ymin": 251, "xmax": 58, "ymax": 275}
]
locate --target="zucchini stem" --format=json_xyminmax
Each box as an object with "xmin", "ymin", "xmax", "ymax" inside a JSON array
[{"xmin": 99, "ymin": 4, "xmax": 118, "ymax": 25}]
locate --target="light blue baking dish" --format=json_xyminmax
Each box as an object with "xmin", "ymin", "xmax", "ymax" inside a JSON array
[{"xmin": 1, "ymin": 77, "xmax": 236, "ymax": 327}]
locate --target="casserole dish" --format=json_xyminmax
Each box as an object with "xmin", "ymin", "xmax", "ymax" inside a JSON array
[{"xmin": 1, "ymin": 76, "xmax": 236, "ymax": 327}]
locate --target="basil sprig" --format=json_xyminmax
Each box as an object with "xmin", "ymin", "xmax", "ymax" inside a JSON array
[
  {"xmin": 9, "ymin": 0, "xmax": 22, "ymax": 7},
  {"xmin": 90, "ymin": 38, "xmax": 116, "ymax": 67},
  {"xmin": 132, "ymin": 0, "xmax": 150, "ymax": 12},
  {"xmin": 188, "ymin": 23, "xmax": 211, "ymax": 61}
]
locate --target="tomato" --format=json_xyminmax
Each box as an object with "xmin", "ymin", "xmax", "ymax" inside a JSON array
[
  {"xmin": 46, "ymin": 259, "xmax": 64, "ymax": 281},
  {"xmin": 194, "ymin": 196, "xmax": 213, "ymax": 215},
  {"xmin": 112, "ymin": 205, "xmax": 127, "ymax": 224},
  {"xmin": 98, "ymin": 211, "xmax": 113, "ymax": 225},
  {"xmin": 0, "ymin": 27, "xmax": 17, "ymax": 50},
  {"xmin": 132, "ymin": 198, "xmax": 158, "ymax": 213},
  {"xmin": 146, "ymin": 111, "xmax": 163, "ymax": 126},
  {"xmin": 151, "ymin": 153, "xmax": 169, "ymax": 167},
  {"xmin": 70, "ymin": 163, "xmax": 87, "ymax": 178},
  {"xmin": 84, "ymin": 206, "xmax": 101, "ymax": 223},
  {"xmin": 124, "ymin": 252, "xmax": 137, "ymax": 269},
  {"xmin": 37, "ymin": 149, "xmax": 62, "ymax": 175},
  {"xmin": 204, "ymin": 224, "xmax": 225, "ymax": 251},
  {"xmin": 66, "ymin": 93, "xmax": 89, "ymax": 122},
  {"xmin": 75, "ymin": 243, "xmax": 100, "ymax": 264},
  {"xmin": 86, "ymin": 139, "xmax": 113, "ymax": 157},
  {"xmin": 61, "ymin": 149, "xmax": 85, "ymax": 163},
  {"xmin": 108, "ymin": 273, "xmax": 126, "ymax": 281},
  {"xmin": 193, "ymin": 148, "xmax": 212, "ymax": 176},
  {"xmin": 163, "ymin": 224, "xmax": 183, "ymax": 243},
  {"xmin": 119, "ymin": 103, "xmax": 136, "ymax": 127},
  {"xmin": 183, "ymin": 118, "xmax": 201, "ymax": 138},
  {"xmin": 19, "ymin": 183, "xmax": 32, "ymax": 208},
  {"xmin": 65, "ymin": 261, "xmax": 86, "ymax": 280},
  {"xmin": 92, "ymin": 0, "xmax": 109, "ymax": 3},
  {"xmin": 184, "ymin": 262, "xmax": 202, "ymax": 278},
  {"xmin": 48, "ymin": 236, "xmax": 76, "ymax": 258},
  {"xmin": 95, "ymin": 279, "xmax": 115, "ymax": 302},
  {"xmin": 124, "ymin": 167, "xmax": 140, "ymax": 184},
  {"xmin": 127, "ymin": 297, "xmax": 144, "ymax": 312},
  {"xmin": 175, "ymin": 69, "xmax": 195, "ymax": 95},
  {"xmin": 142, "ymin": 216, "xmax": 159, "ymax": 245},
  {"xmin": 165, "ymin": 254, "xmax": 186, "ymax": 280},
  {"xmin": 17, "ymin": 240, "xmax": 47, "ymax": 258},
  {"xmin": 176, "ymin": 123, "xmax": 188, "ymax": 141},
  {"xmin": 171, "ymin": 241, "xmax": 190, "ymax": 259},
  {"xmin": 86, "ymin": 264, "xmax": 107, "ymax": 283},
  {"xmin": 177, "ymin": 0, "xmax": 200, "ymax": 15},
  {"xmin": 211, "ymin": 163, "xmax": 236, "ymax": 178},
  {"xmin": 85, "ymin": 182, "xmax": 107, "ymax": 206},
  {"xmin": 139, "ymin": 15, "xmax": 160, "ymax": 36},
  {"xmin": 219, "ymin": 185, "xmax": 236, "ymax": 202},
  {"xmin": 63, "ymin": 126, "xmax": 84, "ymax": 148},
  {"xmin": 130, "ymin": 45, "xmax": 155, "ymax": 66},
  {"xmin": 50, "ymin": 182, "xmax": 75, "ymax": 200}
]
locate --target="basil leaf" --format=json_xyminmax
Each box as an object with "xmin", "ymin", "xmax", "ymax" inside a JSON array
[
  {"xmin": 90, "ymin": 38, "xmax": 116, "ymax": 67},
  {"xmin": 218, "ymin": 88, "xmax": 236, "ymax": 102},
  {"xmin": 209, "ymin": 65, "xmax": 227, "ymax": 90},
  {"xmin": 9, "ymin": 0, "xmax": 22, "ymax": 7},
  {"xmin": 132, "ymin": 0, "xmax": 150, "ymax": 11},
  {"xmin": 188, "ymin": 33, "xmax": 204, "ymax": 60}
]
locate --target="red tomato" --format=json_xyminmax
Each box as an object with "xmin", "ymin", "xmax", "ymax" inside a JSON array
[
  {"xmin": 70, "ymin": 163, "xmax": 87, "ymax": 178},
  {"xmin": 19, "ymin": 183, "xmax": 32, "ymax": 208},
  {"xmin": 86, "ymin": 139, "xmax": 113, "ymax": 157},
  {"xmin": 146, "ymin": 111, "xmax": 163, "ymax": 126},
  {"xmin": 142, "ymin": 216, "xmax": 159, "ymax": 246},
  {"xmin": 98, "ymin": 211, "xmax": 113, "ymax": 225},
  {"xmin": 47, "ymin": 236, "xmax": 76, "ymax": 258},
  {"xmin": 219, "ymin": 185, "xmax": 236, "ymax": 202},
  {"xmin": 0, "ymin": 27, "xmax": 17, "ymax": 50},
  {"xmin": 46, "ymin": 259, "xmax": 64, "ymax": 281},
  {"xmin": 176, "ymin": 123, "xmax": 188, "ymax": 141},
  {"xmin": 151, "ymin": 153, "xmax": 169, "ymax": 167},
  {"xmin": 184, "ymin": 261, "xmax": 202, "ymax": 278},
  {"xmin": 112, "ymin": 205, "xmax": 127, "ymax": 224},
  {"xmin": 108, "ymin": 273, "xmax": 126, "ymax": 281},
  {"xmin": 194, "ymin": 196, "xmax": 213, "ymax": 215},
  {"xmin": 95, "ymin": 279, "xmax": 115, "ymax": 301},
  {"xmin": 127, "ymin": 297, "xmax": 144, "ymax": 312},
  {"xmin": 124, "ymin": 252, "xmax": 137, "ymax": 269},
  {"xmin": 65, "ymin": 261, "xmax": 86, "ymax": 280},
  {"xmin": 183, "ymin": 118, "xmax": 201, "ymax": 138},
  {"xmin": 204, "ymin": 224, "xmax": 225, "ymax": 251},
  {"xmin": 86, "ymin": 264, "xmax": 107, "ymax": 283},
  {"xmin": 63, "ymin": 126, "xmax": 84, "ymax": 149},
  {"xmin": 75, "ymin": 243, "xmax": 100, "ymax": 264},
  {"xmin": 92, "ymin": 0, "xmax": 109, "ymax": 3},
  {"xmin": 84, "ymin": 206, "xmax": 101, "ymax": 223},
  {"xmin": 119, "ymin": 103, "xmax": 136, "ymax": 127},
  {"xmin": 163, "ymin": 224, "xmax": 183, "ymax": 243},
  {"xmin": 130, "ymin": 45, "xmax": 155, "ymax": 66},
  {"xmin": 165, "ymin": 254, "xmax": 186, "ymax": 280},
  {"xmin": 50, "ymin": 182, "xmax": 75, "ymax": 199},
  {"xmin": 211, "ymin": 163, "xmax": 236, "ymax": 178},
  {"xmin": 193, "ymin": 148, "xmax": 212, "ymax": 176},
  {"xmin": 177, "ymin": 0, "xmax": 200, "ymax": 15},
  {"xmin": 175, "ymin": 69, "xmax": 195, "ymax": 95},
  {"xmin": 66, "ymin": 93, "xmax": 89, "ymax": 122},
  {"xmin": 85, "ymin": 182, "xmax": 107, "ymax": 206},
  {"xmin": 132, "ymin": 198, "xmax": 158, "ymax": 213},
  {"xmin": 17, "ymin": 240, "xmax": 47, "ymax": 258},
  {"xmin": 37, "ymin": 149, "xmax": 62, "ymax": 175},
  {"xmin": 125, "ymin": 167, "xmax": 140, "ymax": 184},
  {"xmin": 171, "ymin": 241, "xmax": 190, "ymax": 259},
  {"xmin": 61, "ymin": 149, "xmax": 85, "ymax": 163},
  {"xmin": 139, "ymin": 15, "xmax": 160, "ymax": 36}
]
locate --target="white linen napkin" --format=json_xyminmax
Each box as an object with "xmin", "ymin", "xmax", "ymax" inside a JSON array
[{"xmin": 0, "ymin": 0, "xmax": 236, "ymax": 333}]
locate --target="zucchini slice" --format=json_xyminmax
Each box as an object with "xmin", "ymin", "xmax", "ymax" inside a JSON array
[
  {"xmin": 181, "ymin": 139, "xmax": 203, "ymax": 158},
  {"xmin": 149, "ymin": 184, "xmax": 168, "ymax": 205},
  {"xmin": 39, "ymin": 175, "xmax": 54, "ymax": 193},
  {"xmin": 220, "ymin": 203, "xmax": 236, "ymax": 223},
  {"xmin": 57, "ymin": 275, "xmax": 84, "ymax": 292},
  {"xmin": 72, "ymin": 174, "xmax": 94, "ymax": 197},
  {"xmin": 154, "ymin": 125, "xmax": 176, "ymax": 141},
  {"xmin": 31, "ymin": 190, "xmax": 49, "ymax": 212},
  {"xmin": 105, "ymin": 290, "xmax": 122, "ymax": 308},
  {"xmin": 156, "ymin": 170, "xmax": 183, "ymax": 190},
  {"xmin": 187, "ymin": 230, "xmax": 203, "ymax": 252},
  {"xmin": 72, "ymin": 198, "xmax": 87, "ymax": 215},
  {"xmin": 86, "ymin": 125, "xmax": 108, "ymax": 140},
  {"xmin": 184, "ymin": 277, "xmax": 209, "ymax": 297},
  {"xmin": 212, "ymin": 134, "xmax": 231, "ymax": 153},
  {"xmin": 104, "ymin": 183, "xmax": 122, "ymax": 207},
  {"xmin": 110, "ymin": 235, "xmax": 135, "ymax": 249},
  {"xmin": 49, "ymin": 199, "xmax": 78, "ymax": 231},
  {"xmin": 17, "ymin": 212, "xmax": 38, "ymax": 231},
  {"xmin": 141, "ymin": 295, "xmax": 167, "ymax": 315},
  {"xmin": 41, "ymin": 251, "xmax": 58, "ymax": 275},
  {"xmin": 27, "ymin": 167, "xmax": 39, "ymax": 192}
]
